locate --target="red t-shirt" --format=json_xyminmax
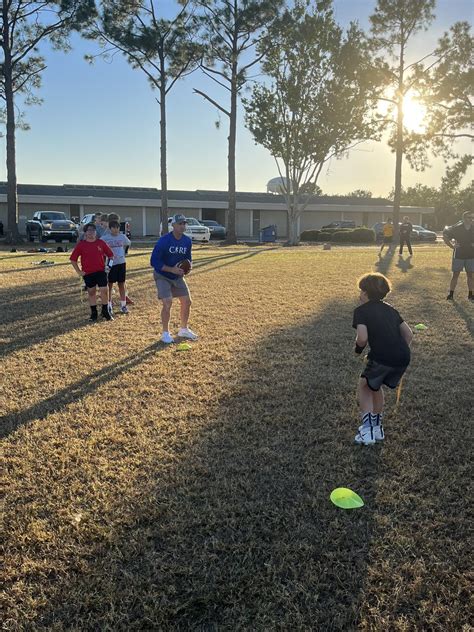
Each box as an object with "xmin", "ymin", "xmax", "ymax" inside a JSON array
[{"xmin": 70, "ymin": 239, "xmax": 114, "ymax": 274}]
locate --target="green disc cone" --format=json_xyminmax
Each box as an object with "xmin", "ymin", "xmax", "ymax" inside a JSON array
[
  {"xmin": 414, "ymin": 323, "xmax": 427, "ymax": 330},
  {"xmin": 330, "ymin": 487, "xmax": 364, "ymax": 509},
  {"xmin": 176, "ymin": 342, "xmax": 192, "ymax": 351}
]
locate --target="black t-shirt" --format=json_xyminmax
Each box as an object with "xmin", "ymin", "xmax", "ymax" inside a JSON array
[
  {"xmin": 444, "ymin": 222, "xmax": 474, "ymax": 259},
  {"xmin": 399, "ymin": 221, "xmax": 412, "ymax": 237},
  {"xmin": 352, "ymin": 300, "xmax": 411, "ymax": 367}
]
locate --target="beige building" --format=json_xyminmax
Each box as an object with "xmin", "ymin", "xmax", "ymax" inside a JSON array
[{"xmin": 0, "ymin": 183, "xmax": 434, "ymax": 238}]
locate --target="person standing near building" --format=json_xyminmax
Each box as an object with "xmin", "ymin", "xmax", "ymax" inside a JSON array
[
  {"xmin": 443, "ymin": 210, "xmax": 474, "ymax": 301},
  {"xmin": 150, "ymin": 214, "xmax": 198, "ymax": 343},
  {"xmin": 399, "ymin": 216, "xmax": 413, "ymax": 256}
]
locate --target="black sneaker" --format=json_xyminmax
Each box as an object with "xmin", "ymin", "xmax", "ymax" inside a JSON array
[
  {"xmin": 89, "ymin": 313, "xmax": 98, "ymax": 322},
  {"xmin": 469, "ymin": 295, "xmax": 474, "ymax": 302},
  {"xmin": 446, "ymin": 294, "xmax": 454, "ymax": 300},
  {"xmin": 101, "ymin": 307, "xmax": 114, "ymax": 321}
]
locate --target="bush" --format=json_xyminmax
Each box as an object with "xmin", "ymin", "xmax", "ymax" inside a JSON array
[
  {"xmin": 300, "ymin": 230, "xmax": 321, "ymax": 241},
  {"xmin": 332, "ymin": 228, "xmax": 375, "ymax": 243}
]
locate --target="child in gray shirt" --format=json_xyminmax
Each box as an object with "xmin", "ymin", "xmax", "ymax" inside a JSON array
[{"xmin": 101, "ymin": 220, "xmax": 131, "ymax": 314}]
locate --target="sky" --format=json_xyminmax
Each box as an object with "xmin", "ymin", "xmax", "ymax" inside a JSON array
[{"xmin": 0, "ymin": 0, "xmax": 472, "ymax": 197}]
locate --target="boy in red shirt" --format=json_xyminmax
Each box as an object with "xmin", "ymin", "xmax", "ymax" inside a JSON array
[{"xmin": 70, "ymin": 223, "xmax": 114, "ymax": 322}]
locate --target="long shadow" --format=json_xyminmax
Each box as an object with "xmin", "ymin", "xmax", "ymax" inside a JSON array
[
  {"xmin": 0, "ymin": 250, "xmax": 273, "ymax": 359},
  {"xmin": 34, "ymin": 299, "xmax": 384, "ymax": 630},
  {"xmin": 0, "ymin": 261, "xmax": 72, "ymax": 274},
  {"xmin": 374, "ymin": 247, "xmax": 396, "ymax": 275},
  {"xmin": 452, "ymin": 299, "xmax": 474, "ymax": 339},
  {"xmin": 0, "ymin": 341, "xmax": 164, "ymax": 439},
  {"xmin": 395, "ymin": 254, "xmax": 414, "ymax": 273}
]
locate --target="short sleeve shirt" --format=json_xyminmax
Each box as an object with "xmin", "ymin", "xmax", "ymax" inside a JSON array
[
  {"xmin": 444, "ymin": 222, "xmax": 474, "ymax": 259},
  {"xmin": 70, "ymin": 239, "xmax": 114, "ymax": 274},
  {"xmin": 352, "ymin": 300, "xmax": 410, "ymax": 367}
]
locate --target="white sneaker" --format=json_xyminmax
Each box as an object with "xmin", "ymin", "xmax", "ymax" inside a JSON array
[
  {"xmin": 161, "ymin": 331, "xmax": 174, "ymax": 344},
  {"xmin": 354, "ymin": 424, "xmax": 376, "ymax": 445},
  {"xmin": 177, "ymin": 327, "xmax": 198, "ymax": 341},
  {"xmin": 373, "ymin": 425, "xmax": 385, "ymax": 442}
]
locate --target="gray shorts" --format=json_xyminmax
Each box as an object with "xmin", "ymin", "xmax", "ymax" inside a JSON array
[
  {"xmin": 452, "ymin": 258, "xmax": 474, "ymax": 272},
  {"xmin": 153, "ymin": 271, "xmax": 190, "ymax": 300}
]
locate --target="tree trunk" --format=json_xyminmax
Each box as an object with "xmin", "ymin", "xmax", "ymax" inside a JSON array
[
  {"xmin": 392, "ymin": 96, "xmax": 403, "ymax": 240},
  {"xmin": 287, "ymin": 197, "xmax": 299, "ymax": 246},
  {"xmin": 2, "ymin": 6, "xmax": 22, "ymax": 243},
  {"xmin": 159, "ymin": 64, "xmax": 168, "ymax": 236},
  {"xmin": 392, "ymin": 44, "xmax": 405, "ymax": 240},
  {"xmin": 225, "ymin": 30, "xmax": 238, "ymax": 245}
]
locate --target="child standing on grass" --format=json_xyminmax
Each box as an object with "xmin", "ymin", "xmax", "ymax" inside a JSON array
[
  {"xmin": 101, "ymin": 220, "xmax": 131, "ymax": 314},
  {"xmin": 379, "ymin": 218, "xmax": 394, "ymax": 255},
  {"xmin": 107, "ymin": 212, "xmax": 134, "ymax": 305},
  {"xmin": 70, "ymin": 223, "xmax": 114, "ymax": 322},
  {"xmin": 352, "ymin": 273, "xmax": 413, "ymax": 445}
]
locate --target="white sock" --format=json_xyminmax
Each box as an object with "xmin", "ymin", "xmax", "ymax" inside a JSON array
[
  {"xmin": 108, "ymin": 301, "xmax": 112, "ymax": 309},
  {"xmin": 120, "ymin": 300, "xmax": 126, "ymax": 307},
  {"xmin": 360, "ymin": 412, "xmax": 371, "ymax": 428}
]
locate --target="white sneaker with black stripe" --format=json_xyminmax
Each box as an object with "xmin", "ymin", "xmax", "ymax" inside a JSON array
[
  {"xmin": 370, "ymin": 413, "xmax": 385, "ymax": 442},
  {"xmin": 354, "ymin": 413, "xmax": 376, "ymax": 445}
]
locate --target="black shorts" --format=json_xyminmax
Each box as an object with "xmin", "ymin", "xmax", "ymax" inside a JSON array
[
  {"xmin": 108, "ymin": 263, "xmax": 126, "ymax": 283},
  {"xmin": 84, "ymin": 270, "xmax": 108, "ymax": 288},
  {"xmin": 361, "ymin": 359, "xmax": 408, "ymax": 391}
]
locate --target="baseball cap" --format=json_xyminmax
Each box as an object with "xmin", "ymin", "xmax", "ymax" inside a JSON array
[{"xmin": 171, "ymin": 213, "xmax": 187, "ymax": 224}]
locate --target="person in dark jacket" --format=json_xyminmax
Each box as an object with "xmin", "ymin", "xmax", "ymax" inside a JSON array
[
  {"xmin": 399, "ymin": 216, "xmax": 413, "ymax": 256},
  {"xmin": 443, "ymin": 210, "xmax": 474, "ymax": 301}
]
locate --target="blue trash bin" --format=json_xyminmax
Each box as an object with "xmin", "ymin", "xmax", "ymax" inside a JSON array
[{"xmin": 259, "ymin": 224, "xmax": 277, "ymax": 243}]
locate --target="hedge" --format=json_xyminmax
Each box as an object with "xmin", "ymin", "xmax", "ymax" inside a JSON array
[{"xmin": 300, "ymin": 227, "xmax": 375, "ymax": 243}]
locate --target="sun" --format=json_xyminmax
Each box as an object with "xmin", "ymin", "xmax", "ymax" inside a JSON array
[{"xmin": 402, "ymin": 93, "xmax": 427, "ymax": 133}]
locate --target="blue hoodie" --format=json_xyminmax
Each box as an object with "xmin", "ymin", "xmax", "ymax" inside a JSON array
[{"xmin": 150, "ymin": 232, "xmax": 192, "ymax": 280}]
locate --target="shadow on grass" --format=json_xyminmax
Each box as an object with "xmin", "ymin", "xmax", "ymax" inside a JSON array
[
  {"xmin": 0, "ymin": 341, "xmax": 165, "ymax": 439},
  {"xmin": 395, "ymin": 254, "xmax": 414, "ymax": 273},
  {"xmin": 0, "ymin": 250, "xmax": 269, "ymax": 358},
  {"xmin": 33, "ymin": 299, "xmax": 384, "ymax": 630},
  {"xmin": 374, "ymin": 247, "xmax": 396, "ymax": 275}
]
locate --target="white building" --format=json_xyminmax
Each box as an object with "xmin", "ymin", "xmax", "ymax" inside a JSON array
[{"xmin": 0, "ymin": 183, "xmax": 434, "ymax": 238}]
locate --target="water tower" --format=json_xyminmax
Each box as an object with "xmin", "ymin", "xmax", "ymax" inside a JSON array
[{"xmin": 266, "ymin": 177, "xmax": 291, "ymax": 194}]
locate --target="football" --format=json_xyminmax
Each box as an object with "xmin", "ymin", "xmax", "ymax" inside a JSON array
[{"xmin": 177, "ymin": 259, "xmax": 191, "ymax": 275}]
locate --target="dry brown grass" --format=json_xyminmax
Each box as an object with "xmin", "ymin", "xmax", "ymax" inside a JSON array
[{"xmin": 1, "ymin": 243, "xmax": 472, "ymax": 631}]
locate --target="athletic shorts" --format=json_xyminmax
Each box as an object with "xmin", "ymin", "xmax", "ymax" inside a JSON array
[
  {"xmin": 153, "ymin": 271, "xmax": 190, "ymax": 300},
  {"xmin": 84, "ymin": 270, "xmax": 108, "ymax": 288},
  {"xmin": 452, "ymin": 258, "xmax": 474, "ymax": 272},
  {"xmin": 361, "ymin": 359, "xmax": 408, "ymax": 391},
  {"xmin": 383, "ymin": 236, "xmax": 393, "ymax": 244},
  {"xmin": 108, "ymin": 263, "xmax": 126, "ymax": 283}
]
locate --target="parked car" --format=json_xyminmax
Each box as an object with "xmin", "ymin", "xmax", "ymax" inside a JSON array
[
  {"xmin": 321, "ymin": 220, "xmax": 356, "ymax": 229},
  {"xmin": 26, "ymin": 211, "xmax": 79, "ymax": 243},
  {"xmin": 200, "ymin": 219, "xmax": 227, "ymax": 239},
  {"xmin": 80, "ymin": 213, "xmax": 131, "ymax": 239},
  {"xmin": 372, "ymin": 222, "xmax": 437, "ymax": 242},
  {"xmin": 167, "ymin": 217, "xmax": 210, "ymax": 243},
  {"xmin": 411, "ymin": 225, "xmax": 437, "ymax": 242}
]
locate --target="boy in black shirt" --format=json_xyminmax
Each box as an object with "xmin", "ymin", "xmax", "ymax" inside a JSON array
[
  {"xmin": 443, "ymin": 211, "xmax": 474, "ymax": 301},
  {"xmin": 399, "ymin": 216, "xmax": 413, "ymax": 256},
  {"xmin": 352, "ymin": 273, "xmax": 413, "ymax": 445}
]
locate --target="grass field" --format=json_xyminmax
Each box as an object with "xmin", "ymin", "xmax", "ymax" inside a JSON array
[{"xmin": 1, "ymin": 243, "xmax": 472, "ymax": 631}]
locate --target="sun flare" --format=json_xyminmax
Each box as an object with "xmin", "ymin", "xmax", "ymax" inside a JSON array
[{"xmin": 402, "ymin": 93, "xmax": 427, "ymax": 133}]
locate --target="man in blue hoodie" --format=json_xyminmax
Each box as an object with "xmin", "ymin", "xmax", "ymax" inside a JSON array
[{"xmin": 150, "ymin": 214, "xmax": 198, "ymax": 343}]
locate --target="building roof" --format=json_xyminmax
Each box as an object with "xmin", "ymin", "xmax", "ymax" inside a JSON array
[{"xmin": 0, "ymin": 182, "xmax": 394, "ymax": 206}]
